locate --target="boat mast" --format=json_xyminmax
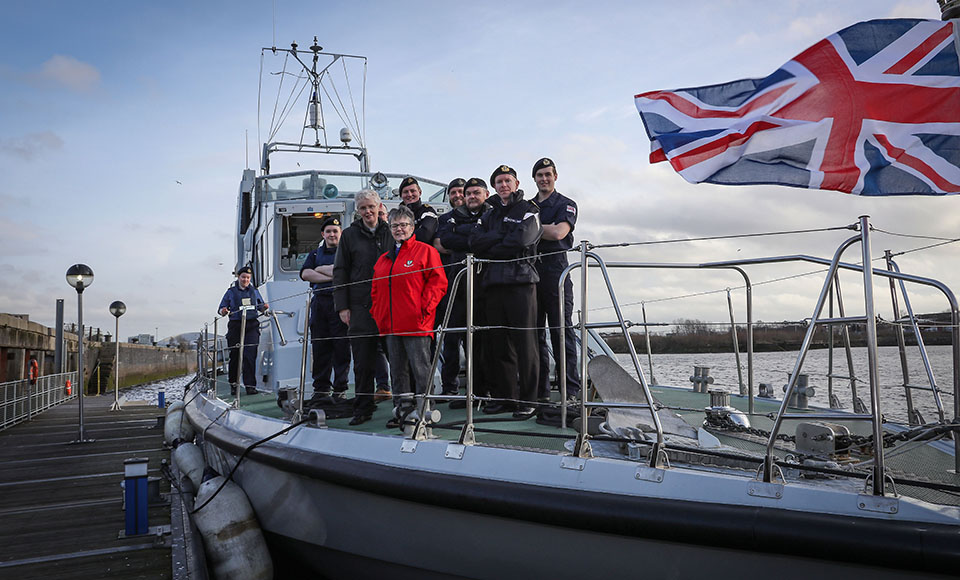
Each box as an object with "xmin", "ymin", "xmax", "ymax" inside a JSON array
[{"xmin": 259, "ymin": 37, "xmax": 369, "ymax": 175}]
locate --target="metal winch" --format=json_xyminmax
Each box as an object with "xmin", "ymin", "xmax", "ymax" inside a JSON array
[
  {"xmin": 703, "ymin": 390, "xmax": 750, "ymax": 428},
  {"xmin": 794, "ymin": 421, "xmax": 850, "ymax": 459}
]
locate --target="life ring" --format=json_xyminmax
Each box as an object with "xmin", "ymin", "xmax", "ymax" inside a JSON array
[
  {"xmin": 28, "ymin": 360, "xmax": 39, "ymax": 383},
  {"xmin": 66, "ymin": 380, "xmax": 72, "ymax": 396}
]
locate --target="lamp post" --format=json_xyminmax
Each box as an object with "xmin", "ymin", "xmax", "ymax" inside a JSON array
[
  {"xmin": 65, "ymin": 264, "xmax": 94, "ymax": 443},
  {"xmin": 109, "ymin": 301, "xmax": 126, "ymax": 411}
]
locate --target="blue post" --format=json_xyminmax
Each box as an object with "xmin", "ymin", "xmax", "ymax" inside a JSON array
[
  {"xmin": 124, "ymin": 458, "xmax": 149, "ymax": 536},
  {"xmin": 158, "ymin": 388, "xmax": 165, "ymax": 408}
]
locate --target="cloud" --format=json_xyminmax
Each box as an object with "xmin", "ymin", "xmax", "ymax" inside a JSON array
[
  {"xmin": 0, "ymin": 131, "xmax": 64, "ymax": 160},
  {"xmin": 887, "ymin": 1, "xmax": 941, "ymax": 18},
  {"xmin": 34, "ymin": 55, "xmax": 101, "ymax": 92}
]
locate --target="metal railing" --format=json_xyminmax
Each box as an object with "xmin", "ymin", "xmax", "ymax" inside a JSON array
[{"xmin": 0, "ymin": 372, "xmax": 78, "ymax": 431}]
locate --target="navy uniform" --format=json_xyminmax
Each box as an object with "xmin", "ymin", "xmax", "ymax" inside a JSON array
[
  {"xmin": 300, "ymin": 216, "xmax": 351, "ymax": 403},
  {"xmin": 398, "ymin": 176, "xmax": 439, "ymax": 244},
  {"xmin": 218, "ymin": 266, "xmax": 267, "ymax": 394},
  {"xmin": 532, "ymin": 158, "xmax": 581, "ymax": 400},
  {"xmin": 469, "ymin": 166, "xmax": 542, "ymax": 417},
  {"xmin": 437, "ymin": 177, "xmax": 490, "ymax": 399}
]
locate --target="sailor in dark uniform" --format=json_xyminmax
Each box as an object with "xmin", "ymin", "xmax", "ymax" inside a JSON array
[
  {"xmin": 434, "ymin": 177, "xmax": 466, "ymax": 395},
  {"xmin": 300, "ymin": 216, "xmax": 351, "ymax": 406},
  {"xmin": 398, "ymin": 176, "xmax": 439, "ymax": 244},
  {"xmin": 436, "ymin": 177, "xmax": 490, "ymax": 403},
  {"xmin": 532, "ymin": 157, "xmax": 581, "ymax": 401},
  {"xmin": 218, "ymin": 266, "xmax": 269, "ymax": 395},
  {"xmin": 469, "ymin": 165, "xmax": 543, "ymax": 418}
]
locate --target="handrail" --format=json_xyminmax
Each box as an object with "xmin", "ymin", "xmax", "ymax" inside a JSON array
[
  {"xmin": 885, "ymin": 253, "xmax": 946, "ymax": 424},
  {"xmin": 561, "ymin": 261, "xmax": 755, "ymax": 415},
  {"xmin": 0, "ymin": 372, "xmax": 78, "ymax": 431}
]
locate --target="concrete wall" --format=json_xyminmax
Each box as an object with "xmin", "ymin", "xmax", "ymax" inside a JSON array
[
  {"xmin": 0, "ymin": 313, "xmax": 196, "ymax": 390},
  {"xmin": 86, "ymin": 342, "xmax": 198, "ymax": 390}
]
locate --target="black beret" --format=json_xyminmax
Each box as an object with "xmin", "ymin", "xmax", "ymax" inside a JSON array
[
  {"xmin": 320, "ymin": 216, "xmax": 341, "ymax": 230},
  {"xmin": 464, "ymin": 177, "xmax": 487, "ymax": 190},
  {"xmin": 490, "ymin": 164, "xmax": 517, "ymax": 184},
  {"xmin": 237, "ymin": 266, "xmax": 253, "ymax": 275},
  {"xmin": 447, "ymin": 177, "xmax": 466, "ymax": 191},
  {"xmin": 532, "ymin": 157, "xmax": 556, "ymax": 177},
  {"xmin": 399, "ymin": 176, "xmax": 420, "ymax": 191}
]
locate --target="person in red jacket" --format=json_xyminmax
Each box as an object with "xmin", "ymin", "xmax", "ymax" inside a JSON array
[{"xmin": 371, "ymin": 205, "xmax": 447, "ymax": 428}]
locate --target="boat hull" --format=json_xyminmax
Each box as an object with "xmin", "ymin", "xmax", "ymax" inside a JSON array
[{"xmin": 186, "ymin": 394, "xmax": 960, "ymax": 579}]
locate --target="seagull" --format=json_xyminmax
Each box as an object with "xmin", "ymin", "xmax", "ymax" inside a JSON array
[{"xmin": 176, "ymin": 180, "xmax": 182, "ymax": 185}]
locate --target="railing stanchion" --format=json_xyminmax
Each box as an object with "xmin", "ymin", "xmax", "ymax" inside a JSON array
[
  {"xmin": 297, "ymin": 293, "xmax": 311, "ymax": 421},
  {"xmin": 459, "ymin": 254, "xmax": 476, "ymax": 445},
  {"xmin": 573, "ymin": 241, "xmax": 591, "ymax": 458}
]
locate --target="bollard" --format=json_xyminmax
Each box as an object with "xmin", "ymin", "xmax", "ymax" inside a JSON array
[
  {"xmin": 158, "ymin": 387, "xmax": 165, "ymax": 409},
  {"xmin": 123, "ymin": 458, "xmax": 149, "ymax": 536},
  {"xmin": 689, "ymin": 366, "xmax": 714, "ymax": 393}
]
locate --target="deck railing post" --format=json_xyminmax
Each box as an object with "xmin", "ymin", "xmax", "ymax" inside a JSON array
[
  {"xmin": 459, "ymin": 254, "xmax": 476, "ymax": 445},
  {"xmin": 297, "ymin": 293, "xmax": 311, "ymax": 420},
  {"xmin": 859, "ymin": 215, "xmax": 886, "ymax": 496}
]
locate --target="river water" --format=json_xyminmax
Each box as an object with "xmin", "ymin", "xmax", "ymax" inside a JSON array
[
  {"xmin": 616, "ymin": 344, "xmax": 956, "ymax": 425},
  {"xmin": 122, "ymin": 345, "xmax": 956, "ymax": 426}
]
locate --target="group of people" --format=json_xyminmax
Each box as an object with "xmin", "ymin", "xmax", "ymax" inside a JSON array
[{"xmin": 219, "ymin": 157, "xmax": 580, "ymax": 428}]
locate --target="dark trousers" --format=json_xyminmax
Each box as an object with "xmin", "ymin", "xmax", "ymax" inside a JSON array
[
  {"xmin": 439, "ymin": 284, "xmax": 465, "ymax": 393},
  {"xmin": 440, "ymin": 287, "xmax": 488, "ymax": 396},
  {"xmin": 386, "ymin": 335, "xmax": 433, "ymax": 410},
  {"xmin": 348, "ymin": 306, "xmax": 385, "ymax": 415},
  {"xmin": 537, "ymin": 264, "xmax": 581, "ymax": 399},
  {"xmin": 483, "ymin": 284, "xmax": 538, "ymax": 406},
  {"xmin": 226, "ymin": 319, "xmax": 260, "ymax": 388},
  {"xmin": 310, "ymin": 294, "xmax": 350, "ymax": 395}
]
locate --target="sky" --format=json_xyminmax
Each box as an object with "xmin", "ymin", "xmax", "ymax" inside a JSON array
[{"xmin": 1, "ymin": 0, "xmax": 957, "ymax": 341}]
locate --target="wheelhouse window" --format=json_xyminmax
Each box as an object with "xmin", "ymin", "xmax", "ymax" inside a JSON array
[{"xmin": 279, "ymin": 213, "xmax": 335, "ymax": 272}]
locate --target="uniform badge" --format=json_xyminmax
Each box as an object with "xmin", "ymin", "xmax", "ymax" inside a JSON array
[
  {"xmin": 566, "ymin": 205, "xmax": 577, "ymax": 215},
  {"xmin": 405, "ymin": 260, "xmax": 414, "ymax": 267},
  {"xmin": 500, "ymin": 165, "xmax": 510, "ymax": 172}
]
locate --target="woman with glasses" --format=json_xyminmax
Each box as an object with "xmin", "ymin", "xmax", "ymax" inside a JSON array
[{"xmin": 371, "ymin": 205, "xmax": 448, "ymax": 428}]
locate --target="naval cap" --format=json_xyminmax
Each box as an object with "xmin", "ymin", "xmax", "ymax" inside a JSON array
[
  {"xmin": 464, "ymin": 177, "xmax": 487, "ymax": 190},
  {"xmin": 320, "ymin": 216, "xmax": 341, "ymax": 230},
  {"xmin": 237, "ymin": 265, "xmax": 253, "ymax": 276},
  {"xmin": 532, "ymin": 157, "xmax": 556, "ymax": 177},
  {"xmin": 490, "ymin": 164, "xmax": 517, "ymax": 184},
  {"xmin": 399, "ymin": 176, "xmax": 420, "ymax": 192},
  {"xmin": 447, "ymin": 177, "xmax": 466, "ymax": 191}
]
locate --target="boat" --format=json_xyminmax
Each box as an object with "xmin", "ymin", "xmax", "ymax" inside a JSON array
[{"xmin": 181, "ymin": 37, "xmax": 960, "ymax": 579}]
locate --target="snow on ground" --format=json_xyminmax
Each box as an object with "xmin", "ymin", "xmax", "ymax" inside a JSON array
[{"xmin": 119, "ymin": 374, "xmax": 195, "ymax": 404}]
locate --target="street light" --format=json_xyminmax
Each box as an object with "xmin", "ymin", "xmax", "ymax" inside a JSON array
[
  {"xmin": 65, "ymin": 264, "xmax": 94, "ymax": 443},
  {"xmin": 109, "ymin": 300, "xmax": 126, "ymax": 412}
]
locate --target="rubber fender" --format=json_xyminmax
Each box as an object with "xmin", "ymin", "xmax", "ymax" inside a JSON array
[
  {"xmin": 172, "ymin": 442, "xmax": 206, "ymax": 490},
  {"xmin": 164, "ymin": 406, "xmax": 196, "ymax": 446},
  {"xmin": 193, "ymin": 475, "xmax": 274, "ymax": 580}
]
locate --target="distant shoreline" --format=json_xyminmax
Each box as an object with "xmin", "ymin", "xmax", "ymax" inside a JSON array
[{"xmin": 602, "ymin": 315, "xmax": 954, "ymax": 354}]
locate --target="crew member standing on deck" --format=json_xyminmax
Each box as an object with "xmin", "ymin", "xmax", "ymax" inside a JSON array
[
  {"xmin": 469, "ymin": 165, "xmax": 542, "ymax": 419},
  {"xmin": 218, "ymin": 266, "xmax": 269, "ymax": 395},
  {"xmin": 334, "ymin": 190, "xmax": 393, "ymax": 425},
  {"xmin": 398, "ymin": 176, "xmax": 439, "ymax": 244},
  {"xmin": 437, "ymin": 177, "xmax": 492, "ymax": 406},
  {"xmin": 433, "ymin": 177, "xmax": 466, "ymax": 387},
  {"xmin": 300, "ymin": 216, "xmax": 351, "ymax": 407},
  {"xmin": 532, "ymin": 158, "xmax": 581, "ymax": 403}
]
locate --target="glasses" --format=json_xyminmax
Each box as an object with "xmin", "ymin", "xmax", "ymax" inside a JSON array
[{"xmin": 390, "ymin": 222, "xmax": 413, "ymax": 230}]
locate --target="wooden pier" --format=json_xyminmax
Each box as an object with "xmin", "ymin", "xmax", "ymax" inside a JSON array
[{"xmin": 0, "ymin": 394, "xmax": 173, "ymax": 579}]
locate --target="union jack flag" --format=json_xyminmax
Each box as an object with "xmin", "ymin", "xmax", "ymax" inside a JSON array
[{"xmin": 635, "ymin": 19, "xmax": 960, "ymax": 195}]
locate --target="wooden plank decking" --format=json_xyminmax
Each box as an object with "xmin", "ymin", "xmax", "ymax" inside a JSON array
[{"xmin": 0, "ymin": 394, "xmax": 173, "ymax": 579}]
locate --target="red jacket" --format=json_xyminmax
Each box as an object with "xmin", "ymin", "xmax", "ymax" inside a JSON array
[{"xmin": 371, "ymin": 238, "xmax": 448, "ymax": 337}]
